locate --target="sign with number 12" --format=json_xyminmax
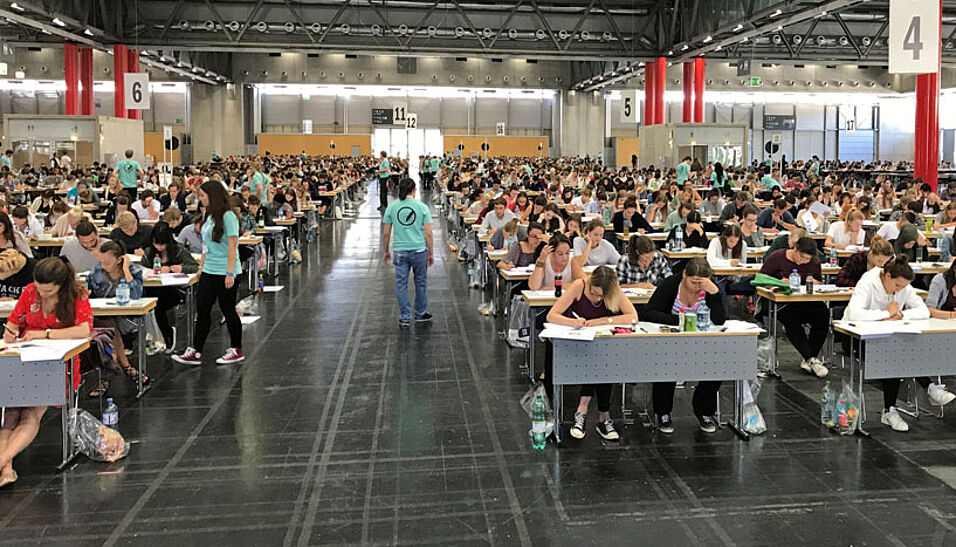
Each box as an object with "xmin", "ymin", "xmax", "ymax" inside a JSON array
[{"xmin": 889, "ymin": 0, "xmax": 940, "ymax": 74}]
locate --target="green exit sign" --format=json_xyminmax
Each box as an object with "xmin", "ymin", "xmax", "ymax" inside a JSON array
[{"xmin": 748, "ymin": 76, "xmax": 762, "ymax": 87}]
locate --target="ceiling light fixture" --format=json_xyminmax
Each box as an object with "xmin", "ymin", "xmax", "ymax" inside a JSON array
[
  {"xmin": 83, "ymin": 28, "xmax": 94, "ymax": 36},
  {"xmin": 703, "ymin": 36, "xmax": 712, "ymax": 43},
  {"xmin": 733, "ymin": 24, "xmax": 743, "ymax": 31},
  {"xmin": 9, "ymin": 2, "xmax": 24, "ymax": 11},
  {"xmin": 771, "ymin": 9, "xmax": 782, "ymax": 17},
  {"xmin": 52, "ymin": 17, "xmax": 65, "ymax": 27}
]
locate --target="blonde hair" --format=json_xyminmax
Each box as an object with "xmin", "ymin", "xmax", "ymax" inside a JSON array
[
  {"xmin": 67, "ymin": 206, "xmax": 85, "ymax": 220},
  {"xmin": 163, "ymin": 207, "xmax": 183, "ymax": 222},
  {"xmin": 588, "ymin": 265, "xmax": 621, "ymax": 313},
  {"xmin": 116, "ymin": 210, "xmax": 138, "ymax": 230},
  {"xmin": 845, "ymin": 209, "xmax": 865, "ymax": 223},
  {"xmin": 502, "ymin": 219, "xmax": 519, "ymax": 236},
  {"xmin": 870, "ymin": 234, "xmax": 893, "ymax": 257}
]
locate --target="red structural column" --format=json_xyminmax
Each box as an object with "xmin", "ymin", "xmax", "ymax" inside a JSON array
[
  {"xmin": 682, "ymin": 62, "xmax": 693, "ymax": 123},
  {"xmin": 126, "ymin": 48, "xmax": 140, "ymax": 120},
  {"xmin": 644, "ymin": 61, "xmax": 657, "ymax": 125},
  {"xmin": 63, "ymin": 43, "xmax": 79, "ymax": 115},
  {"xmin": 693, "ymin": 57, "xmax": 706, "ymax": 123},
  {"xmin": 914, "ymin": 0, "xmax": 942, "ymax": 191},
  {"xmin": 79, "ymin": 48, "xmax": 94, "ymax": 115},
  {"xmin": 113, "ymin": 44, "xmax": 127, "ymax": 118},
  {"xmin": 654, "ymin": 57, "xmax": 666, "ymax": 125}
]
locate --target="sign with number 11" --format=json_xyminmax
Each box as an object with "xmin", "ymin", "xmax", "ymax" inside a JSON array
[{"xmin": 889, "ymin": 0, "xmax": 940, "ymax": 74}]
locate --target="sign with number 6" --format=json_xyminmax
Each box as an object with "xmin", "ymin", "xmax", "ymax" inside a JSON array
[
  {"xmin": 124, "ymin": 73, "xmax": 150, "ymax": 109},
  {"xmin": 889, "ymin": 0, "xmax": 940, "ymax": 74}
]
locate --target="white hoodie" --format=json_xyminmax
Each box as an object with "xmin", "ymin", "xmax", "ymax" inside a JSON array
[{"xmin": 844, "ymin": 268, "xmax": 929, "ymax": 321}]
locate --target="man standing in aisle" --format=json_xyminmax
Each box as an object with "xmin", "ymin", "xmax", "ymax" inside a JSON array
[
  {"xmin": 116, "ymin": 149, "xmax": 143, "ymax": 200},
  {"xmin": 377, "ymin": 151, "xmax": 391, "ymax": 211},
  {"xmin": 382, "ymin": 178, "xmax": 433, "ymax": 328}
]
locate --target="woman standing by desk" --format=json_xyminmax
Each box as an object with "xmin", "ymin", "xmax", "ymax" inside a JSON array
[
  {"xmin": 844, "ymin": 257, "xmax": 954, "ymax": 432},
  {"xmin": 0, "ymin": 257, "xmax": 93, "ymax": 488},
  {"xmin": 546, "ymin": 266, "xmax": 638, "ymax": 442},
  {"xmin": 642, "ymin": 258, "xmax": 727, "ymax": 433}
]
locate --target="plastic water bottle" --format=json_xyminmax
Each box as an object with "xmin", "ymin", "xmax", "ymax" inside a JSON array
[
  {"xmin": 257, "ymin": 273, "xmax": 265, "ymax": 293},
  {"xmin": 788, "ymin": 269, "xmax": 800, "ymax": 292},
  {"xmin": 116, "ymin": 279, "xmax": 130, "ymax": 306},
  {"xmin": 821, "ymin": 381, "xmax": 834, "ymax": 426},
  {"xmin": 153, "ymin": 256, "xmax": 162, "ymax": 275},
  {"xmin": 603, "ymin": 204, "xmax": 613, "ymax": 225},
  {"xmin": 829, "ymin": 247, "xmax": 838, "ymax": 266},
  {"xmin": 531, "ymin": 395, "xmax": 547, "ymax": 450},
  {"xmin": 696, "ymin": 301, "xmax": 710, "ymax": 332},
  {"xmin": 918, "ymin": 245, "xmax": 925, "ymax": 262},
  {"xmin": 675, "ymin": 229, "xmax": 684, "ymax": 251},
  {"xmin": 103, "ymin": 398, "xmax": 119, "ymax": 429},
  {"xmin": 507, "ymin": 234, "xmax": 517, "ymax": 251}
]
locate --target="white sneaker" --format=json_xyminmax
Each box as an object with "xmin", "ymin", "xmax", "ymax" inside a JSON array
[
  {"xmin": 800, "ymin": 357, "xmax": 828, "ymax": 378},
  {"xmin": 881, "ymin": 407, "xmax": 910, "ymax": 432},
  {"xmin": 927, "ymin": 383, "xmax": 956, "ymax": 406}
]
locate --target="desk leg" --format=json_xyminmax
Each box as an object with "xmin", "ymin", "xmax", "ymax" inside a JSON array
[
  {"xmin": 769, "ymin": 302, "xmax": 781, "ymax": 378},
  {"xmin": 186, "ymin": 285, "xmax": 195, "ymax": 349},
  {"xmin": 136, "ymin": 315, "xmax": 151, "ymax": 399},
  {"xmin": 273, "ymin": 234, "xmax": 279, "ymax": 278},
  {"xmin": 726, "ymin": 380, "xmax": 751, "ymax": 441},
  {"xmin": 526, "ymin": 303, "xmax": 535, "ymax": 381},
  {"xmin": 852, "ymin": 337, "xmax": 870, "ymax": 437},
  {"xmin": 57, "ymin": 361, "xmax": 78, "ymax": 471},
  {"xmin": 552, "ymin": 382, "xmax": 562, "ymax": 445}
]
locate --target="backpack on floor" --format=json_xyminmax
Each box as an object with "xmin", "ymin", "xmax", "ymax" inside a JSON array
[{"xmin": 507, "ymin": 295, "xmax": 530, "ymax": 349}]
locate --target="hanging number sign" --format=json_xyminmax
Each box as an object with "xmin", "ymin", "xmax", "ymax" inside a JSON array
[{"xmin": 889, "ymin": 0, "xmax": 940, "ymax": 74}]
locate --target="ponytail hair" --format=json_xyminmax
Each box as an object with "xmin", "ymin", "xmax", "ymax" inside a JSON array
[
  {"xmin": 398, "ymin": 178, "xmax": 416, "ymax": 200},
  {"xmin": 883, "ymin": 254, "xmax": 915, "ymax": 281}
]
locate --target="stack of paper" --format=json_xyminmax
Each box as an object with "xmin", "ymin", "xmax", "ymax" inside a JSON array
[{"xmin": 506, "ymin": 265, "xmax": 535, "ymax": 275}]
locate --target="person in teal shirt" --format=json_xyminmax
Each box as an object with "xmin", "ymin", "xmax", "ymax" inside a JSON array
[
  {"xmin": 382, "ymin": 178, "xmax": 433, "ymax": 327},
  {"xmin": 809, "ymin": 155, "xmax": 821, "ymax": 178},
  {"xmin": 675, "ymin": 156, "xmax": 692, "ymax": 184},
  {"xmin": 760, "ymin": 170, "xmax": 781, "ymax": 192},
  {"xmin": 377, "ymin": 151, "xmax": 392, "ymax": 210},
  {"xmin": 0, "ymin": 150, "xmax": 11, "ymax": 170},
  {"xmin": 115, "ymin": 149, "xmax": 142, "ymax": 200},
  {"xmin": 172, "ymin": 181, "xmax": 244, "ymax": 366}
]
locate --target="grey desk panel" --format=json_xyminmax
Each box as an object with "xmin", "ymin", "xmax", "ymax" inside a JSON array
[
  {"xmin": 862, "ymin": 334, "xmax": 956, "ymax": 380},
  {"xmin": 552, "ymin": 335, "xmax": 757, "ymax": 385},
  {"xmin": 0, "ymin": 357, "xmax": 67, "ymax": 407}
]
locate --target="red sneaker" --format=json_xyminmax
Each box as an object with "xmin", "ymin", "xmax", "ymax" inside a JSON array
[
  {"xmin": 171, "ymin": 347, "xmax": 202, "ymax": 365},
  {"xmin": 216, "ymin": 348, "xmax": 245, "ymax": 364}
]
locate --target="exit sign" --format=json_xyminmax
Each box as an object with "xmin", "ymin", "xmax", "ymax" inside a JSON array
[{"xmin": 748, "ymin": 76, "xmax": 762, "ymax": 87}]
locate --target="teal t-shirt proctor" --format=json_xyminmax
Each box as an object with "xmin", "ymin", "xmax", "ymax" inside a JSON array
[
  {"xmin": 250, "ymin": 171, "xmax": 268, "ymax": 204},
  {"xmin": 761, "ymin": 175, "xmax": 780, "ymax": 190},
  {"xmin": 116, "ymin": 159, "xmax": 140, "ymax": 188},
  {"xmin": 0, "ymin": 156, "xmax": 11, "ymax": 169},
  {"xmin": 379, "ymin": 159, "xmax": 391, "ymax": 179},
  {"xmin": 383, "ymin": 198, "xmax": 432, "ymax": 251},
  {"xmin": 201, "ymin": 211, "xmax": 242, "ymax": 275},
  {"xmin": 429, "ymin": 158, "xmax": 440, "ymax": 172},
  {"xmin": 676, "ymin": 162, "xmax": 690, "ymax": 184}
]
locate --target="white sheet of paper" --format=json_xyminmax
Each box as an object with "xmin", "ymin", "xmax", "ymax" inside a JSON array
[
  {"xmin": 240, "ymin": 315, "xmax": 260, "ymax": 324},
  {"xmin": 159, "ymin": 274, "xmax": 191, "ymax": 286},
  {"xmin": 262, "ymin": 285, "xmax": 284, "ymax": 292},
  {"xmin": 809, "ymin": 201, "xmax": 832, "ymax": 217}
]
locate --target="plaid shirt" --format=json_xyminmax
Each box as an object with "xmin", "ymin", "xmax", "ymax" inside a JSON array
[{"xmin": 615, "ymin": 251, "xmax": 671, "ymax": 285}]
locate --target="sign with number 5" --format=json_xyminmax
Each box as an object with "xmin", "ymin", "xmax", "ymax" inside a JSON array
[{"xmin": 889, "ymin": 0, "xmax": 940, "ymax": 74}]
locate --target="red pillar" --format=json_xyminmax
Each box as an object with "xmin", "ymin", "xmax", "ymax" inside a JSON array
[
  {"xmin": 644, "ymin": 62, "xmax": 657, "ymax": 125},
  {"xmin": 113, "ymin": 44, "xmax": 127, "ymax": 118},
  {"xmin": 64, "ymin": 43, "xmax": 79, "ymax": 115},
  {"xmin": 654, "ymin": 57, "xmax": 666, "ymax": 125},
  {"xmin": 693, "ymin": 57, "xmax": 706, "ymax": 123},
  {"xmin": 79, "ymin": 48, "xmax": 94, "ymax": 115},
  {"xmin": 914, "ymin": 0, "xmax": 942, "ymax": 191},
  {"xmin": 682, "ymin": 62, "xmax": 693, "ymax": 123},
  {"xmin": 126, "ymin": 48, "xmax": 140, "ymax": 120}
]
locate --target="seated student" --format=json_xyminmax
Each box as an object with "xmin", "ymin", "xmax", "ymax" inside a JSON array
[
  {"xmin": 75, "ymin": 180, "xmax": 100, "ymax": 208},
  {"xmin": 29, "ymin": 188, "xmax": 55, "ymax": 215},
  {"xmin": 239, "ymin": 196, "xmax": 259, "ymax": 236},
  {"xmin": 86, "ymin": 240, "xmax": 147, "ymax": 397},
  {"xmin": 564, "ymin": 214, "xmax": 583, "ymax": 241},
  {"xmin": 756, "ymin": 198, "xmax": 797, "ymax": 231},
  {"xmin": 480, "ymin": 197, "xmax": 516, "ymax": 234},
  {"xmin": 0, "ymin": 258, "xmax": 92, "ymax": 487},
  {"xmin": 877, "ymin": 210, "xmax": 916, "ymax": 242},
  {"xmin": 845, "ymin": 256, "xmax": 954, "ymax": 431},
  {"xmin": 108, "ymin": 211, "xmax": 152, "ymax": 256},
  {"xmin": 642, "ymin": 258, "xmax": 727, "ymax": 433},
  {"xmin": 612, "ymin": 198, "xmax": 655, "ymax": 234},
  {"xmin": 545, "ymin": 266, "xmax": 638, "ymax": 441},
  {"xmin": 498, "ymin": 222, "xmax": 546, "ymax": 271},
  {"xmin": 525, "ymin": 196, "xmax": 546, "ymax": 223},
  {"xmin": 738, "ymin": 205, "xmax": 765, "ymax": 247},
  {"xmin": 825, "ymin": 209, "xmax": 866, "ymax": 250},
  {"xmin": 664, "ymin": 201, "xmax": 694, "ymax": 232},
  {"xmin": 835, "ymin": 235, "xmax": 894, "ymax": 287},
  {"xmin": 530, "ymin": 233, "xmax": 584, "ymax": 290},
  {"xmin": 700, "ymin": 189, "xmax": 726, "ymax": 218},
  {"xmin": 267, "ymin": 192, "xmax": 293, "ymax": 220},
  {"xmin": 0, "ymin": 249, "xmax": 35, "ymax": 300},
  {"xmin": 466, "ymin": 192, "xmax": 490, "ymax": 217},
  {"xmin": 11, "ymin": 206, "xmax": 43, "ymax": 239},
  {"xmin": 59, "ymin": 219, "xmax": 104, "ymax": 273},
  {"xmin": 573, "ymin": 219, "xmax": 620, "ymax": 267},
  {"xmin": 667, "ymin": 210, "xmax": 707, "ymax": 249},
  {"xmin": 104, "ymin": 194, "xmax": 132, "ymax": 227},
  {"xmin": 50, "ymin": 206, "xmax": 90, "ymax": 238},
  {"xmin": 718, "ymin": 191, "xmax": 751, "ymax": 223},
  {"xmin": 0, "ymin": 212, "xmax": 32, "ymax": 258},
  {"xmin": 759, "ymin": 237, "xmax": 829, "ymax": 378},
  {"xmin": 177, "ymin": 214, "xmax": 204, "ymax": 254},
  {"xmin": 645, "ymin": 191, "xmax": 669, "ymax": 224},
  {"xmin": 131, "ymin": 189, "xmax": 162, "ymax": 222},
  {"xmin": 763, "ymin": 227, "xmax": 824, "ymax": 262},
  {"xmin": 159, "ymin": 181, "xmax": 188, "ymax": 212},
  {"xmin": 893, "ymin": 223, "xmax": 923, "ymax": 262},
  {"xmin": 538, "ymin": 203, "xmax": 565, "ymax": 234},
  {"xmin": 141, "ymin": 222, "xmax": 199, "ymax": 350},
  {"xmin": 489, "ymin": 219, "xmax": 522, "ymax": 251},
  {"xmin": 615, "ymin": 234, "xmax": 671, "ymax": 289},
  {"xmin": 163, "ymin": 206, "xmax": 185, "ymax": 234},
  {"xmin": 706, "ymin": 224, "xmax": 746, "ymax": 267}
]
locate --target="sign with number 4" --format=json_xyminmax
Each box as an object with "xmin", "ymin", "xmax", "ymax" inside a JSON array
[{"xmin": 889, "ymin": 0, "xmax": 940, "ymax": 74}]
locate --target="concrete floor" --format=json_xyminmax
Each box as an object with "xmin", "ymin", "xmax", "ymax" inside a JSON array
[{"xmin": 2, "ymin": 183, "xmax": 956, "ymax": 546}]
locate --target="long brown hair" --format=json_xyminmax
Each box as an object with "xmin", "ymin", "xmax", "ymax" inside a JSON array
[
  {"xmin": 719, "ymin": 224, "xmax": 743, "ymax": 259},
  {"xmin": 201, "ymin": 181, "xmax": 231, "ymax": 242},
  {"xmin": 33, "ymin": 257, "xmax": 84, "ymax": 326}
]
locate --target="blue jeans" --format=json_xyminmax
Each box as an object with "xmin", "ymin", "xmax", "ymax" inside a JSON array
[{"xmin": 394, "ymin": 249, "xmax": 428, "ymax": 322}]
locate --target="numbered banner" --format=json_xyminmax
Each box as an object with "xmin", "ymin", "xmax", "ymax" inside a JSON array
[
  {"xmin": 496, "ymin": 122, "xmax": 506, "ymax": 136},
  {"xmin": 124, "ymin": 73, "xmax": 150, "ymax": 109},
  {"xmin": 405, "ymin": 113, "xmax": 418, "ymax": 129},
  {"xmin": 620, "ymin": 90, "xmax": 638, "ymax": 123},
  {"xmin": 889, "ymin": 0, "xmax": 940, "ymax": 74},
  {"xmin": 393, "ymin": 103, "xmax": 408, "ymax": 123}
]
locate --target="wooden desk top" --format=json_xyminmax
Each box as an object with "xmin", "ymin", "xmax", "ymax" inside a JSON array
[
  {"xmin": 757, "ymin": 286, "xmax": 929, "ymax": 302},
  {"xmin": 29, "ymin": 237, "xmax": 69, "ymax": 247},
  {"xmin": 143, "ymin": 271, "xmax": 200, "ymax": 288},
  {"xmin": 661, "ymin": 249, "xmax": 708, "ymax": 259},
  {"xmin": 239, "ymin": 236, "xmax": 264, "ymax": 245},
  {"xmin": 273, "ymin": 218, "xmax": 297, "ymax": 226},
  {"xmin": 521, "ymin": 289, "xmax": 653, "ymax": 307},
  {"xmin": 89, "ymin": 297, "xmax": 158, "ymax": 316}
]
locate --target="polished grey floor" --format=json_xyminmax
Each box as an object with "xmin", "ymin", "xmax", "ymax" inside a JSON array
[{"xmin": 3, "ymin": 184, "xmax": 956, "ymax": 546}]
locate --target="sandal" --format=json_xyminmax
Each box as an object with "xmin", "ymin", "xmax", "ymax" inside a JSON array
[
  {"xmin": 122, "ymin": 364, "xmax": 150, "ymax": 387},
  {"xmin": 88, "ymin": 377, "xmax": 110, "ymax": 398}
]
